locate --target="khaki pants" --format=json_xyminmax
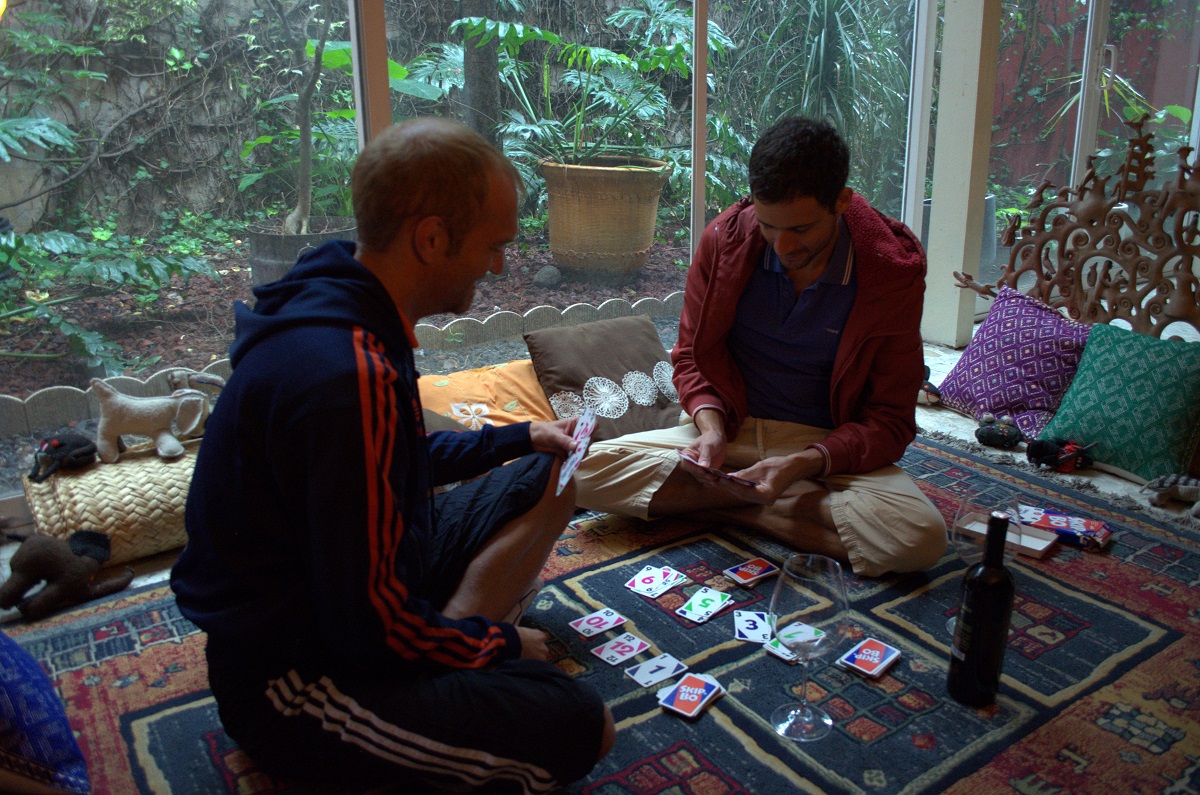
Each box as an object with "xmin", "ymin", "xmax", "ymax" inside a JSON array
[{"xmin": 576, "ymin": 417, "xmax": 947, "ymax": 577}]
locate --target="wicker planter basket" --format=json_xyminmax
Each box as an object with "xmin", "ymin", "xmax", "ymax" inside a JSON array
[
  {"xmin": 22, "ymin": 441, "xmax": 198, "ymax": 566},
  {"xmin": 539, "ymin": 157, "xmax": 671, "ymax": 284}
]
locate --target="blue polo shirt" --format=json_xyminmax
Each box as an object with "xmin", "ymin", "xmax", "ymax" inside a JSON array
[{"xmin": 727, "ymin": 220, "xmax": 856, "ymax": 429}]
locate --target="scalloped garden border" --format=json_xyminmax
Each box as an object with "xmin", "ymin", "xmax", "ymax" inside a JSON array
[{"xmin": 1, "ymin": 293, "xmax": 684, "ymax": 438}]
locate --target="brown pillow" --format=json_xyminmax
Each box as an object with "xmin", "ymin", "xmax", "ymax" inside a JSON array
[{"xmin": 524, "ymin": 315, "xmax": 680, "ymax": 442}]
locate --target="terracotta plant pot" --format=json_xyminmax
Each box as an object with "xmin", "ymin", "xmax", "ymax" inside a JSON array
[{"xmin": 539, "ymin": 157, "xmax": 671, "ymax": 285}]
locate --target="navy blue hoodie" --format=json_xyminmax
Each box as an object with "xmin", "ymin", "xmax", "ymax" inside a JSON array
[{"xmin": 171, "ymin": 241, "xmax": 534, "ymax": 673}]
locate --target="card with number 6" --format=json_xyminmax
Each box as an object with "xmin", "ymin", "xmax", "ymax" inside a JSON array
[
  {"xmin": 591, "ymin": 632, "xmax": 651, "ymax": 665},
  {"xmin": 569, "ymin": 607, "xmax": 627, "ymax": 637}
]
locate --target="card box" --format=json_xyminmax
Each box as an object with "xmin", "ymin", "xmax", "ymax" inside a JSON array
[{"xmin": 836, "ymin": 638, "xmax": 901, "ymax": 678}]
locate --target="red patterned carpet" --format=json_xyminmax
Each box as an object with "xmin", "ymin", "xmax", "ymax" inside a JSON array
[{"xmin": 7, "ymin": 436, "xmax": 1200, "ymax": 794}]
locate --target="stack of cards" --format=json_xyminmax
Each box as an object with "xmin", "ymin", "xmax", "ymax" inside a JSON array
[
  {"xmin": 763, "ymin": 637, "xmax": 799, "ymax": 664},
  {"xmin": 568, "ymin": 607, "xmax": 627, "ymax": 637},
  {"xmin": 625, "ymin": 565, "xmax": 688, "ymax": 598},
  {"xmin": 836, "ymin": 638, "xmax": 901, "ymax": 678},
  {"xmin": 675, "ymin": 587, "xmax": 732, "ymax": 623},
  {"xmin": 722, "ymin": 557, "xmax": 780, "ymax": 587},
  {"xmin": 624, "ymin": 653, "xmax": 688, "ymax": 688},
  {"xmin": 590, "ymin": 632, "xmax": 651, "ymax": 665},
  {"xmin": 657, "ymin": 673, "xmax": 725, "ymax": 718}
]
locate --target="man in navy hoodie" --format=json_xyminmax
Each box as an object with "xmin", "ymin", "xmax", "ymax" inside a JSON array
[{"xmin": 171, "ymin": 117, "xmax": 613, "ymax": 793}]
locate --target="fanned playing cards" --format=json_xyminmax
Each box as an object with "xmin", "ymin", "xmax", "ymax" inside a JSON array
[
  {"xmin": 557, "ymin": 407, "xmax": 597, "ymax": 496},
  {"xmin": 625, "ymin": 565, "xmax": 688, "ymax": 598}
]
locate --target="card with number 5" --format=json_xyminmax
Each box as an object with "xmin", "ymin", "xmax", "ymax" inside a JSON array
[
  {"xmin": 591, "ymin": 632, "xmax": 651, "ymax": 665},
  {"xmin": 569, "ymin": 607, "xmax": 627, "ymax": 637},
  {"xmin": 676, "ymin": 587, "xmax": 732, "ymax": 623}
]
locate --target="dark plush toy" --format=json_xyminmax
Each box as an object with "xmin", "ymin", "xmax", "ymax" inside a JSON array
[
  {"xmin": 974, "ymin": 413, "xmax": 1022, "ymax": 449},
  {"xmin": 1026, "ymin": 438, "xmax": 1097, "ymax": 472},
  {"xmin": 0, "ymin": 531, "xmax": 134, "ymax": 621},
  {"xmin": 27, "ymin": 433, "xmax": 98, "ymax": 483}
]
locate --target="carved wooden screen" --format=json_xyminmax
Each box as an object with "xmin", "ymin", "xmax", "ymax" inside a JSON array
[{"xmin": 956, "ymin": 117, "xmax": 1199, "ymax": 339}]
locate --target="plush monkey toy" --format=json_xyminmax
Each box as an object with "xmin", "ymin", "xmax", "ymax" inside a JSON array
[{"xmin": 0, "ymin": 531, "xmax": 134, "ymax": 621}]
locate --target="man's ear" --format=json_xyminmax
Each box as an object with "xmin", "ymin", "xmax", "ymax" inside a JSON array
[
  {"xmin": 833, "ymin": 187, "xmax": 853, "ymax": 216},
  {"xmin": 412, "ymin": 215, "xmax": 449, "ymax": 264}
]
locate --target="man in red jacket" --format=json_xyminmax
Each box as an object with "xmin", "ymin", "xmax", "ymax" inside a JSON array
[{"xmin": 577, "ymin": 117, "xmax": 946, "ymax": 577}]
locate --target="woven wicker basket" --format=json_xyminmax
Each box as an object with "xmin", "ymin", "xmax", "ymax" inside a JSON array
[
  {"xmin": 22, "ymin": 441, "xmax": 198, "ymax": 566},
  {"xmin": 539, "ymin": 156, "xmax": 671, "ymax": 283}
]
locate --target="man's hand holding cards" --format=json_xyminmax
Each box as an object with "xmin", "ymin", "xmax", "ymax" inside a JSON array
[
  {"xmin": 556, "ymin": 407, "xmax": 597, "ymax": 496},
  {"xmin": 676, "ymin": 451, "xmax": 760, "ymax": 487}
]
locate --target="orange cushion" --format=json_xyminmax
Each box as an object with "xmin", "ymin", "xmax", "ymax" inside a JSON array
[{"xmin": 418, "ymin": 359, "xmax": 556, "ymax": 430}]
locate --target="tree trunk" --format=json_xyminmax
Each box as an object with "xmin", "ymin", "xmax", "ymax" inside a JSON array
[{"xmin": 458, "ymin": 0, "xmax": 502, "ymax": 144}]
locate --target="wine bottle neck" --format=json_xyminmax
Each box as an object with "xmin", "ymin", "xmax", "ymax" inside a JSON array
[{"xmin": 984, "ymin": 511, "xmax": 1009, "ymax": 565}]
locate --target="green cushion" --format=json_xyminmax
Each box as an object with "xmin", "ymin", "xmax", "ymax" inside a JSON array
[{"xmin": 1039, "ymin": 324, "xmax": 1200, "ymax": 482}]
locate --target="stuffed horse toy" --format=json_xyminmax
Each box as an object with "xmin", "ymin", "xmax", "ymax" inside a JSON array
[{"xmin": 91, "ymin": 378, "xmax": 211, "ymax": 463}]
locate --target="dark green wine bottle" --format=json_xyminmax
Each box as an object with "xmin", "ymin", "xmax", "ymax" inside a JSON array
[{"xmin": 947, "ymin": 510, "xmax": 1015, "ymax": 707}]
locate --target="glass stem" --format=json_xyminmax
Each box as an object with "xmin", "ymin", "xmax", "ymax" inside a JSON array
[{"xmin": 796, "ymin": 660, "xmax": 812, "ymax": 715}]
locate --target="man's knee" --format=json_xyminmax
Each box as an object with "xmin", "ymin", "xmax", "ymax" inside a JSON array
[{"xmin": 881, "ymin": 507, "xmax": 948, "ymax": 574}]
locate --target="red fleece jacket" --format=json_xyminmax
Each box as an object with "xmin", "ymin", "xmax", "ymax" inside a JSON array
[{"xmin": 672, "ymin": 193, "xmax": 927, "ymax": 476}]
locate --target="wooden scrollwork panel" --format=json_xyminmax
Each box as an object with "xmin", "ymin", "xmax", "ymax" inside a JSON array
[{"xmin": 955, "ymin": 117, "xmax": 1199, "ymax": 339}]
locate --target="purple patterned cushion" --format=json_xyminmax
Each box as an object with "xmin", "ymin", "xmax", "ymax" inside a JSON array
[{"xmin": 938, "ymin": 286, "xmax": 1092, "ymax": 439}]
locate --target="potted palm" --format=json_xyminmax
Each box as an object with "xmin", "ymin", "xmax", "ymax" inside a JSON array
[{"xmin": 454, "ymin": 1, "xmax": 732, "ymax": 283}]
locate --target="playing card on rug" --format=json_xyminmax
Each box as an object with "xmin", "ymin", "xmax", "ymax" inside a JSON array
[
  {"xmin": 556, "ymin": 407, "xmax": 597, "ymax": 496},
  {"xmin": 675, "ymin": 587, "xmax": 732, "ymax": 623},
  {"xmin": 837, "ymin": 638, "xmax": 901, "ymax": 678},
  {"xmin": 590, "ymin": 632, "xmax": 651, "ymax": 665},
  {"xmin": 763, "ymin": 637, "xmax": 799, "ymax": 664},
  {"xmin": 722, "ymin": 557, "xmax": 780, "ymax": 586},
  {"xmin": 626, "ymin": 565, "xmax": 687, "ymax": 597},
  {"xmin": 733, "ymin": 610, "xmax": 772, "ymax": 643},
  {"xmin": 657, "ymin": 673, "xmax": 724, "ymax": 718},
  {"xmin": 568, "ymin": 607, "xmax": 626, "ymax": 637},
  {"xmin": 624, "ymin": 653, "xmax": 688, "ymax": 687}
]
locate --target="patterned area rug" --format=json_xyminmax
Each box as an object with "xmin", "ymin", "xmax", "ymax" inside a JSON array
[{"xmin": 6, "ymin": 436, "xmax": 1200, "ymax": 794}]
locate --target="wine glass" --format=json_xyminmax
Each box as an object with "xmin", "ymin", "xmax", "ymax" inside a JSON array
[
  {"xmin": 946, "ymin": 488, "xmax": 1024, "ymax": 635},
  {"xmin": 768, "ymin": 553, "xmax": 850, "ymax": 742}
]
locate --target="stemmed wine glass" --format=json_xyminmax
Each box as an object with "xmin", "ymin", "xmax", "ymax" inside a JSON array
[
  {"xmin": 768, "ymin": 553, "xmax": 850, "ymax": 742},
  {"xmin": 946, "ymin": 488, "xmax": 1024, "ymax": 635}
]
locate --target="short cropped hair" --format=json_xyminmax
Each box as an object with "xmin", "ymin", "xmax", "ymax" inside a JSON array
[
  {"xmin": 748, "ymin": 117, "xmax": 850, "ymax": 211},
  {"xmin": 351, "ymin": 117, "xmax": 522, "ymax": 254}
]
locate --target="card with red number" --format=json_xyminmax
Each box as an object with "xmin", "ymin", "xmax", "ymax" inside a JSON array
[
  {"xmin": 722, "ymin": 557, "xmax": 780, "ymax": 586},
  {"xmin": 591, "ymin": 632, "xmax": 651, "ymax": 665},
  {"xmin": 836, "ymin": 638, "xmax": 901, "ymax": 678},
  {"xmin": 625, "ymin": 565, "xmax": 687, "ymax": 598},
  {"xmin": 556, "ymin": 407, "xmax": 597, "ymax": 496},
  {"xmin": 568, "ymin": 607, "xmax": 627, "ymax": 637}
]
